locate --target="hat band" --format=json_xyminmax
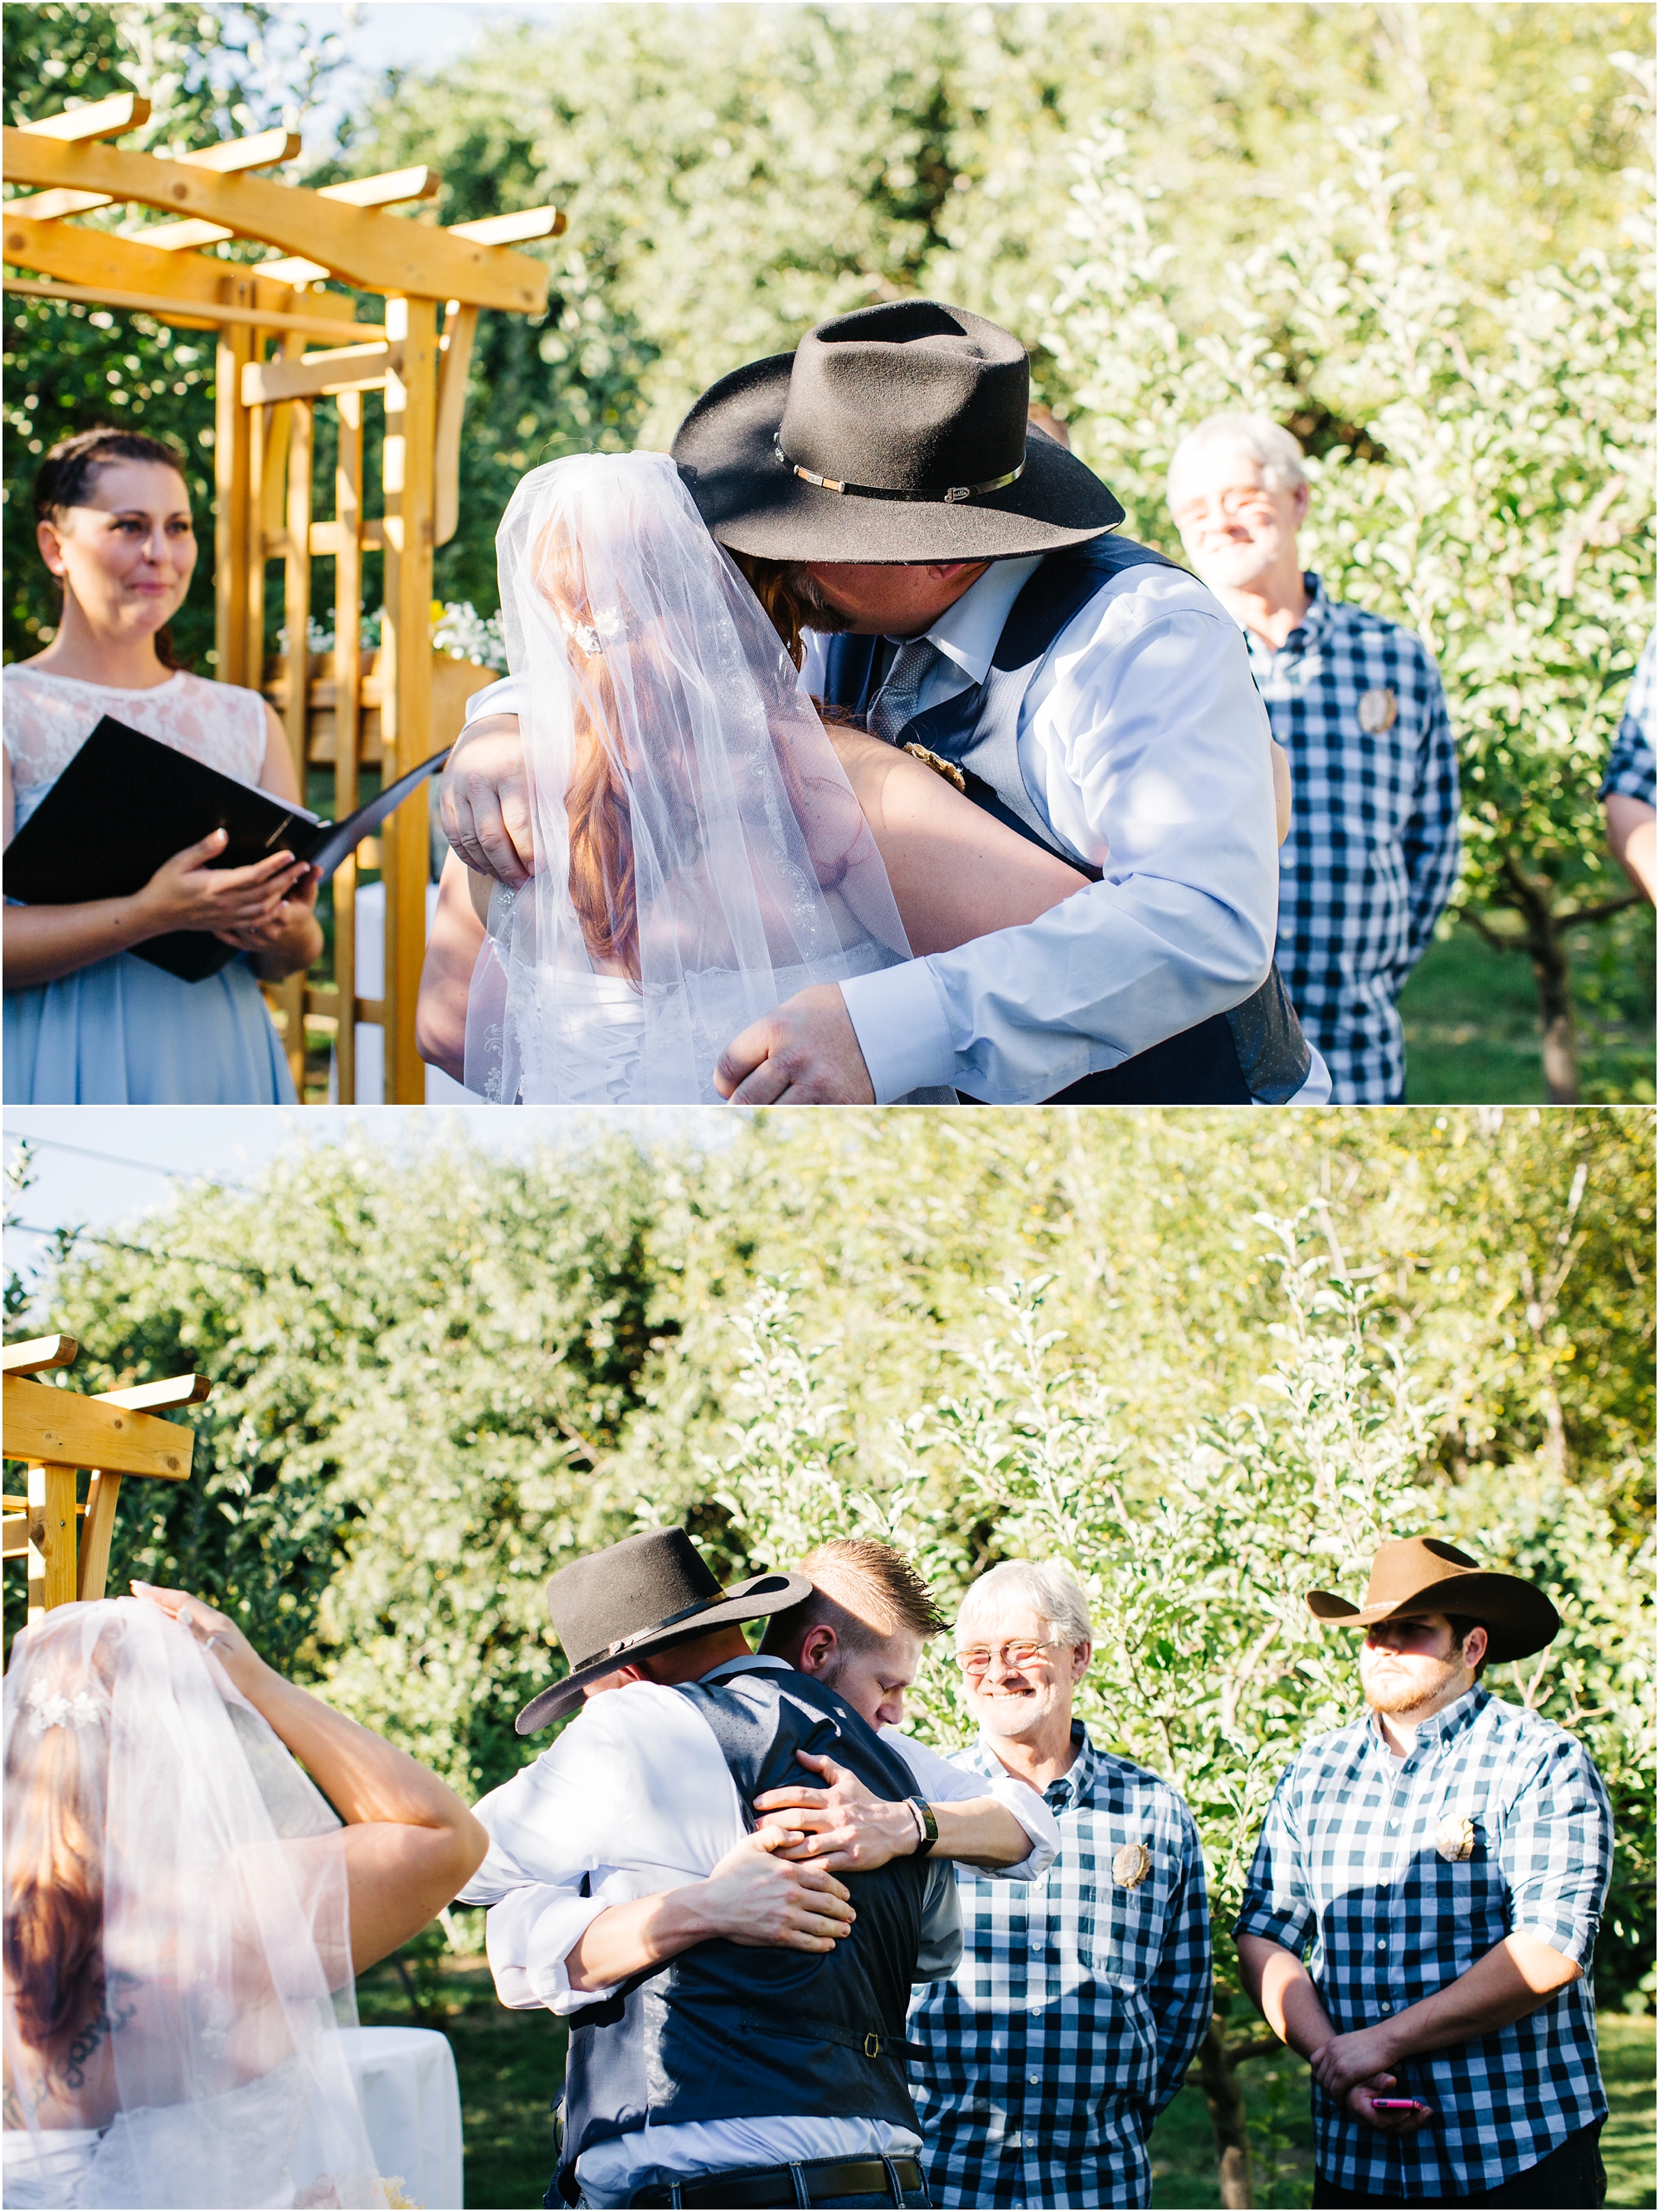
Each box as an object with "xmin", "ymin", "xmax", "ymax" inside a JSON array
[
  {"xmin": 775, "ymin": 431, "xmax": 1024, "ymax": 505},
  {"xmin": 570, "ymin": 1593, "xmax": 722, "ymax": 1675}
]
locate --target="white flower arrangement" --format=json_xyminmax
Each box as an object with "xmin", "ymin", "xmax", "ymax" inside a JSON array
[{"xmin": 278, "ymin": 604, "xmax": 504, "ymax": 671}]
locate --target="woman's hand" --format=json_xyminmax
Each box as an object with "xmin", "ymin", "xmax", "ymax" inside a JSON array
[
  {"xmin": 132, "ymin": 826, "xmax": 313, "ymax": 939},
  {"xmin": 131, "ymin": 1580, "xmax": 270, "ymax": 1699}
]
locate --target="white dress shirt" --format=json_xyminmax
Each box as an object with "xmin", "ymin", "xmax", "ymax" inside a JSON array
[
  {"xmin": 461, "ymin": 554, "xmax": 1331, "ymax": 1106},
  {"xmin": 460, "ymin": 1654, "xmax": 1058, "ymax": 2204}
]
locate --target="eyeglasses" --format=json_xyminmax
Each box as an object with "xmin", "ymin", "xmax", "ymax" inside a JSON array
[
  {"xmin": 1170, "ymin": 488, "xmax": 1281, "ymax": 528},
  {"xmin": 954, "ymin": 1640, "xmax": 1064, "ymax": 1675}
]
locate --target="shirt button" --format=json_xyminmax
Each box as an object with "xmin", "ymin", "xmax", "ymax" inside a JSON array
[
  {"xmin": 1028, "ymin": 2072, "xmax": 1041, "ymax": 2085},
  {"xmin": 1376, "ymin": 1939, "xmax": 1387, "ymax": 1951}
]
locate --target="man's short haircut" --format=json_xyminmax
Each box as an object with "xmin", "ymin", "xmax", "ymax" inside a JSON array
[
  {"xmin": 1443, "ymin": 1612, "xmax": 1491, "ymax": 1679},
  {"xmin": 1168, "ymin": 414, "xmax": 1311, "ymax": 499},
  {"xmin": 956, "ymin": 1558, "xmax": 1093, "ymax": 1647},
  {"xmin": 761, "ymin": 1538, "xmax": 950, "ymax": 1658}
]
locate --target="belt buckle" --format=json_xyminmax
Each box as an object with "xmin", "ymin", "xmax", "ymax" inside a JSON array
[{"xmin": 863, "ymin": 2030, "xmax": 882, "ymax": 2059}]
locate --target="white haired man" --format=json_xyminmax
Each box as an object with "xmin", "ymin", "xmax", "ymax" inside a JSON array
[
  {"xmin": 907, "ymin": 1561, "xmax": 1210, "ymax": 2209},
  {"xmin": 1169, "ymin": 416, "xmax": 1462, "ymax": 1103}
]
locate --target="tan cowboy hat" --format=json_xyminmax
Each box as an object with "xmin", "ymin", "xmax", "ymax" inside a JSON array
[{"xmin": 1307, "ymin": 1536, "xmax": 1560, "ymax": 1665}]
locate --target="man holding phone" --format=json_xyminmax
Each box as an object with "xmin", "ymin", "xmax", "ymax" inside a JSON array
[{"xmin": 1234, "ymin": 1539, "xmax": 1612, "ymax": 2209}]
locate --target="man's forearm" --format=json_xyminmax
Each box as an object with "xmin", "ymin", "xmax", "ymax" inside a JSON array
[
  {"xmin": 930, "ymin": 1796, "xmax": 1033, "ymax": 1867},
  {"xmin": 1372, "ymin": 1934, "xmax": 1581, "ymax": 2068},
  {"xmin": 1237, "ymin": 1932, "xmax": 1337, "ymax": 2059},
  {"xmin": 566, "ymin": 1888, "xmax": 716, "ymax": 1992}
]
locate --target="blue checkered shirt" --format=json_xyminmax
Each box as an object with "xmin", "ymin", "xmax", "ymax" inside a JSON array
[
  {"xmin": 1235, "ymin": 1686, "xmax": 1611, "ymax": 2198},
  {"xmin": 1599, "ymin": 634, "xmax": 1656, "ymax": 807},
  {"xmin": 1245, "ymin": 576, "xmax": 1462, "ymax": 1103},
  {"xmin": 907, "ymin": 1724, "xmax": 1211, "ymax": 2209}
]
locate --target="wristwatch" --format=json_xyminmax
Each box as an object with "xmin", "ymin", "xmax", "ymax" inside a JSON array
[{"xmin": 908, "ymin": 1796, "xmax": 938, "ymax": 1855}]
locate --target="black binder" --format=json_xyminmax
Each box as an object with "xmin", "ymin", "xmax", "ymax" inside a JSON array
[{"xmin": 3, "ymin": 715, "xmax": 450, "ymax": 982}]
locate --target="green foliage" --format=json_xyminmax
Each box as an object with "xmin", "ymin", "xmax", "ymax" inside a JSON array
[
  {"xmin": 703, "ymin": 1222, "xmax": 1655, "ymax": 2010},
  {"xmin": 12, "ymin": 1107, "xmax": 1650, "ymax": 1989},
  {"xmin": 1043, "ymin": 118, "xmax": 1654, "ymax": 1096},
  {"xmin": 2, "ymin": 2, "xmax": 345, "ymax": 668}
]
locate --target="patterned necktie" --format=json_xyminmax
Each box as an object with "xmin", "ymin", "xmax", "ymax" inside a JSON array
[{"xmin": 866, "ymin": 635, "xmax": 940, "ymax": 746}]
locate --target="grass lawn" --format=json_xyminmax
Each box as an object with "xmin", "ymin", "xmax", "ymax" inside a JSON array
[
  {"xmin": 358, "ymin": 1946, "xmax": 1655, "ymax": 2210},
  {"xmin": 1399, "ymin": 912, "xmax": 1655, "ymax": 1104},
  {"xmin": 1148, "ymin": 2013, "xmax": 1657, "ymax": 2208}
]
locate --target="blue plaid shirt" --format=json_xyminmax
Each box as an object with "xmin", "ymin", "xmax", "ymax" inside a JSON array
[
  {"xmin": 1245, "ymin": 575, "xmax": 1462, "ymax": 1103},
  {"xmin": 1236, "ymin": 1686, "xmax": 1611, "ymax": 2198},
  {"xmin": 907, "ymin": 1723, "xmax": 1211, "ymax": 2209},
  {"xmin": 1599, "ymin": 634, "xmax": 1656, "ymax": 807}
]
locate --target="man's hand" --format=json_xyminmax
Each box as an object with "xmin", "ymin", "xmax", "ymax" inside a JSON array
[
  {"xmin": 714, "ymin": 984, "xmax": 875, "ymax": 1105},
  {"xmin": 703, "ymin": 1827, "xmax": 857, "ymax": 1953},
  {"xmin": 1310, "ymin": 2024, "xmax": 1406, "ymax": 2103},
  {"xmin": 753, "ymin": 1750, "xmax": 919, "ymax": 1872},
  {"xmin": 1335, "ymin": 2073, "xmax": 1435, "ymax": 2136},
  {"xmin": 440, "ymin": 715, "xmax": 536, "ymax": 885}
]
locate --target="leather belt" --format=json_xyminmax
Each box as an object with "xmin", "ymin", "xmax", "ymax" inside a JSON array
[{"xmin": 629, "ymin": 2151, "xmax": 926, "ymax": 2207}]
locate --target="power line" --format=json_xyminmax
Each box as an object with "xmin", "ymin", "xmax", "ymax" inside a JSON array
[
  {"xmin": 4, "ymin": 1136, "xmax": 251, "ymax": 1189},
  {"xmin": 8, "ymin": 1222, "xmax": 271, "ymax": 1282}
]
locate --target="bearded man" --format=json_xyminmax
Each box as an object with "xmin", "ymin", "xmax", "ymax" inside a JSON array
[{"xmin": 1236, "ymin": 1538, "xmax": 1613, "ymax": 2210}]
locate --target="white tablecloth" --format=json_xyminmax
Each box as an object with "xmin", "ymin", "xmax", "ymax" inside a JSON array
[{"xmin": 298, "ymin": 2025, "xmax": 465, "ymax": 2210}]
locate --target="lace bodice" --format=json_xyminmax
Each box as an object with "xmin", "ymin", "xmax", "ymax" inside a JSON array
[{"xmin": 3, "ymin": 665, "xmax": 269, "ymax": 832}]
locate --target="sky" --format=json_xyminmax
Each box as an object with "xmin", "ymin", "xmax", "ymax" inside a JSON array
[{"xmin": 275, "ymin": 2, "xmax": 572, "ymax": 158}]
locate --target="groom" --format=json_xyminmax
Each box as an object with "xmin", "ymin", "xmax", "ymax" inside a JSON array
[{"xmin": 442, "ymin": 299, "xmax": 1328, "ymax": 1106}]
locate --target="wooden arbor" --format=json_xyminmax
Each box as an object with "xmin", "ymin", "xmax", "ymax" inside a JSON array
[
  {"xmin": 2, "ymin": 95, "xmax": 562, "ymax": 1099},
  {"xmin": 2, "ymin": 1335, "xmax": 208, "ymax": 1621}
]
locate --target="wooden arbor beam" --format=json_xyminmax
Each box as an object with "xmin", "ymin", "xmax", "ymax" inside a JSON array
[
  {"xmin": 14, "ymin": 93, "xmax": 151, "ymax": 142},
  {"xmin": 2, "ymin": 131, "xmax": 551, "ymax": 312},
  {"xmin": 2, "ymin": 211, "xmax": 366, "ymax": 330}
]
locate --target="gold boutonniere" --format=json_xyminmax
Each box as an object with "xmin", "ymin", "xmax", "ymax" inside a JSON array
[
  {"xmin": 1435, "ymin": 1813, "xmax": 1477, "ymax": 1864},
  {"xmin": 1112, "ymin": 1841, "xmax": 1153, "ymax": 1889}
]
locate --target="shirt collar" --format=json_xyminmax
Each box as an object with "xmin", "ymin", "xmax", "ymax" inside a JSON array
[
  {"xmin": 1245, "ymin": 571, "xmax": 1329, "ymax": 659},
  {"xmin": 976, "ymin": 1718, "xmax": 1097, "ymax": 1812},
  {"xmin": 703, "ymin": 1652, "xmax": 792, "ymax": 1682},
  {"xmin": 915, "ymin": 554, "xmax": 1043, "ymax": 685},
  {"xmin": 1370, "ymin": 1681, "xmax": 1490, "ymax": 1755}
]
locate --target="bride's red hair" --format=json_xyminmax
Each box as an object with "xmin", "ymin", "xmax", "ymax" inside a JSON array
[
  {"xmin": 529, "ymin": 523, "xmax": 854, "ymax": 980},
  {"xmin": 4, "ymin": 1659, "xmax": 111, "ymax": 2056}
]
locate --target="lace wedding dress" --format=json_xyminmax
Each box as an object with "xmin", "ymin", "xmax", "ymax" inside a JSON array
[{"xmin": 3, "ymin": 665, "xmax": 295, "ymax": 1104}]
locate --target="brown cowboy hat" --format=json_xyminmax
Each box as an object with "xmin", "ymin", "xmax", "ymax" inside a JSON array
[
  {"xmin": 669, "ymin": 298, "xmax": 1125, "ymax": 563},
  {"xmin": 515, "ymin": 1526, "xmax": 811, "ymax": 1734},
  {"xmin": 1307, "ymin": 1536, "xmax": 1560, "ymax": 1665}
]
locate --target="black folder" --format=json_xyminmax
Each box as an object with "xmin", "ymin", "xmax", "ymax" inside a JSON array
[{"xmin": 3, "ymin": 715, "xmax": 451, "ymax": 982}]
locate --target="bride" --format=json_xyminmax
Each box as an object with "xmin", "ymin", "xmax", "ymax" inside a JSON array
[
  {"xmin": 3, "ymin": 1590, "xmax": 486, "ymax": 2208},
  {"xmin": 416, "ymin": 451, "xmax": 1102, "ymax": 1104}
]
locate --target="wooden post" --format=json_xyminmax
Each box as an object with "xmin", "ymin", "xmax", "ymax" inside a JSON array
[
  {"xmin": 380, "ymin": 294, "xmax": 438, "ymax": 1105},
  {"xmin": 275, "ymin": 331, "xmax": 314, "ymax": 1098},
  {"xmin": 333, "ymin": 390, "xmax": 363, "ymax": 1106},
  {"xmin": 28, "ymin": 1462, "xmax": 77, "ymax": 1621},
  {"xmin": 213, "ymin": 286, "xmax": 254, "ymax": 686},
  {"xmin": 76, "ymin": 1471, "xmax": 122, "ymax": 1602}
]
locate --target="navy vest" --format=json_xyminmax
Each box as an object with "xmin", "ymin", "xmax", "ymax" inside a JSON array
[
  {"xmin": 555, "ymin": 1667, "xmax": 940, "ymax": 2204},
  {"xmin": 825, "ymin": 536, "xmax": 1311, "ymax": 1105}
]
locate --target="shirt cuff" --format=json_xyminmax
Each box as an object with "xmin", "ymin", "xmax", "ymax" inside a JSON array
[
  {"xmin": 463, "ymin": 673, "xmax": 522, "ymax": 727},
  {"xmin": 976, "ymin": 1771, "xmax": 1059, "ymax": 1882},
  {"xmin": 839, "ymin": 959, "xmax": 955, "ymax": 1101},
  {"xmin": 484, "ymin": 1887, "xmax": 612, "ymax": 2015}
]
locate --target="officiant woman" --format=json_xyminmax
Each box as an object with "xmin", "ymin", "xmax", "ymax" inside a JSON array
[{"xmin": 3, "ymin": 426, "xmax": 321, "ymax": 1103}]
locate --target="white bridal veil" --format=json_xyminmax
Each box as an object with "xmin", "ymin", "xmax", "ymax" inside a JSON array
[
  {"xmin": 2, "ymin": 1601, "xmax": 387, "ymax": 2209},
  {"xmin": 463, "ymin": 450, "xmax": 917, "ymax": 1103}
]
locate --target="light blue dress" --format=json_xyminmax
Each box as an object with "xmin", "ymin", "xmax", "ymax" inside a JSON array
[{"xmin": 3, "ymin": 665, "xmax": 296, "ymax": 1104}]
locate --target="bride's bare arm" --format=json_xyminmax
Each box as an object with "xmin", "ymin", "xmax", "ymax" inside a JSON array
[
  {"xmin": 416, "ymin": 853, "xmax": 490, "ymax": 1080},
  {"xmin": 134, "ymin": 1584, "xmax": 487, "ymax": 1973},
  {"xmin": 826, "ymin": 726, "xmax": 1090, "ymax": 956}
]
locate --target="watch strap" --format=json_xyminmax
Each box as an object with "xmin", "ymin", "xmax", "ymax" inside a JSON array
[{"xmin": 908, "ymin": 1795, "xmax": 939, "ymax": 1855}]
